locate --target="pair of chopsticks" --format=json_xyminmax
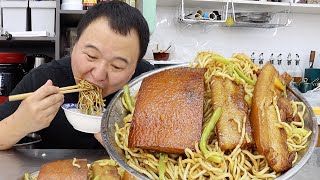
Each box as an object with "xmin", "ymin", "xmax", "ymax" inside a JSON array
[{"xmin": 8, "ymin": 85, "xmax": 90, "ymax": 102}]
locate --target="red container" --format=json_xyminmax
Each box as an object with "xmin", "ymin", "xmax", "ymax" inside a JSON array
[
  {"xmin": 0, "ymin": 52, "xmax": 26, "ymax": 64},
  {"xmin": 153, "ymin": 52, "xmax": 170, "ymax": 61},
  {"xmin": 0, "ymin": 52, "xmax": 26, "ymax": 103}
]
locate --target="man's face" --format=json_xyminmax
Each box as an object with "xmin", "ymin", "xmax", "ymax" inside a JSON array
[{"xmin": 71, "ymin": 18, "xmax": 140, "ymax": 97}]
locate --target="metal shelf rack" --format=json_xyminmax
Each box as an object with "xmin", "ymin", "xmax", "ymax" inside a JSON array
[{"xmin": 177, "ymin": 0, "xmax": 293, "ymax": 29}]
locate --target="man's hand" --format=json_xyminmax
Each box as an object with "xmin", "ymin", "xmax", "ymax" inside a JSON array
[{"xmin": 13, "ymin": 80, "xmax": 64, "ymax": 134}]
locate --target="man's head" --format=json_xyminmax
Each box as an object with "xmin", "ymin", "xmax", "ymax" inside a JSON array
[
  {"xmin": 75, "ymin": 1, "xmax": 150, "ymax": 62},
  {"xmin": 71, "ymin": 1, "xmax": 150, "ymax": 97}
]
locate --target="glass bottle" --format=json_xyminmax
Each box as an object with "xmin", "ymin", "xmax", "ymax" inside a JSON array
[
  {"xmin": 284, "ymin": 53, "xmax": 295, "ymax": 78},
  {"xmin": 269, "ymin": 53, "xmax": 274, "ymax": 65},
  {"xmin": 258, "ymin": 53, "xmax": 264, "ymax": 68},
  {"xmin": 292, "ymin": 54, "xmax": 303, "ymax": 83},
  {"xmin": 250, "ymin": 52, "xmax": 255, "ymax": 64},
  {"xmin": 276, "ymin": 53, "xmax": 285, "ymax": 74}
]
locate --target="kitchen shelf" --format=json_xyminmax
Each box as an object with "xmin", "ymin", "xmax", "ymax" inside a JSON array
[
  {"xmin": 177, "ymin": 0, "xmax": 292, "ymax": 28},
  {"xmin": 59, "ymin": 10, "xmax": 87, "ymax": 14},
  {"xmin": 0, "ymin": 37, "xmax": 56, "ymax": 41},
  {"xmin": 178, "ymin": 0, "xmax": 229, "ymax": 24},
  {"xmin": 228, "ymin": 2, "xmax": 292, "ymax": 28},
  {"xmin": 157, "ymin": 0, "xmax": 320, "ymax": 14}
]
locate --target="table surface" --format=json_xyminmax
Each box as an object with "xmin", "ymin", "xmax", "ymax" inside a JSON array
[{"xmin": 0, "ymin": 148, "xmax": 319, "ymax": 180}]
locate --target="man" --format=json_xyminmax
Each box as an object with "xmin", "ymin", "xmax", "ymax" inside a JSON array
[{"xmin": 0, "ymin": 1, "xmax": 155, "ymax": 150}]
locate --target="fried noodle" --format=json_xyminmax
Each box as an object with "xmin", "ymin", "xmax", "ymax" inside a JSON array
[{"xmin": 77, "ymin": 79, "xmax": 105, "ymax": 116}]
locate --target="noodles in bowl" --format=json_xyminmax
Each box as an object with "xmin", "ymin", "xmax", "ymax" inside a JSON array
[
  {"xmin": 62, "ymin": 80, "xmax": 105, "ymax": 133},
  {"xmin": 77, "ymin": 79, "xmax": 105, "ymax": 116},
  {"xmin": 102, "ymin": 52, "xmax": 318, "ymax": 180}
]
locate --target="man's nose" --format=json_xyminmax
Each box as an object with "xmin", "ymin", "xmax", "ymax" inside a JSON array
[{"xmin": 92, "ymin": 65, "xmax": 108, "ymax": 82}]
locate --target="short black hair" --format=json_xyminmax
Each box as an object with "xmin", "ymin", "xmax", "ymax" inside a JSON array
[{"xmin": 76, "ymin": 1, "xmax": 150, "ymax": 62}]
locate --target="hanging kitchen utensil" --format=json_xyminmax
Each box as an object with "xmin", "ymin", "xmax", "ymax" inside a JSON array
[
  {"xmin": 309, "ymin": 50, "xmax": 315, "ymax": 68},
  {"xmin": 305, "ymin": 50, "xmax": 319, "ymax": 84}
]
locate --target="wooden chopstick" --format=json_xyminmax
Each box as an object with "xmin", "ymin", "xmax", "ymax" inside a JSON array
[
  {"xmin": 59, "ymin": 85, "xmax": 79, "ymax": 91},
  {"xmin": 8, "ymin": 85, "xmax": 87, "ymax": 102}
]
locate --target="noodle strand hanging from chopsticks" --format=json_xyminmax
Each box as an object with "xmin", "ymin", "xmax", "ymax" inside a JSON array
[{"xmin": 77, "ymin": 79, "xmax": 105, "ymax": 116}]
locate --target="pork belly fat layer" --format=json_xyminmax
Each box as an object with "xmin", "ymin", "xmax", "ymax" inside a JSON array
[{"xmin": 128, "ymin": 68, "xmax": 205, "ymax": 154}]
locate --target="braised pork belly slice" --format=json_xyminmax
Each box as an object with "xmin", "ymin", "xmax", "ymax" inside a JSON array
[
  {"xmin": 37, "ymin": 159, "xmax": 88, "ymax": 180},
  {"xmin": 211, "ymin": 76, "xmax": 254, "ymax": 151},
  {"xmin": 128, "ymin": 67, "xmax": 205, "ymax": 154}
]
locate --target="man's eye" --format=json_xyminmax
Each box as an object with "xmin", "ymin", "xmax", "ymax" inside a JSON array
[
  {"xmin": 87, "ymin": 54, "xmax": 97, "ymax": 59},
  {"xmin": 112, "ymin": 65, "xmax": 123, "ymax": 70}
]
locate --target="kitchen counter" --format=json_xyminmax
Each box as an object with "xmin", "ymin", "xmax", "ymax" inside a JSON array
[{"xmin": 0, "ymin": 148, "xmax": 320, "ymax": 180}]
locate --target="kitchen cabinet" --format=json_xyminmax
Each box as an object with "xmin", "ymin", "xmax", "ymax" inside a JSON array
[{"xmin": 0, "ymin": 37, "xmax": 56, "ymax": 59}]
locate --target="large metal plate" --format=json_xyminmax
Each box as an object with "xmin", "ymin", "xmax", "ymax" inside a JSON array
[{"xmin": 101, "ymin": 64, "xmax": 318, "ymax": 180}]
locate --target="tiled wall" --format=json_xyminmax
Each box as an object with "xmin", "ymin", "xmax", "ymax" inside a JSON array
[{"xmin": 144, "ymin": 6, "xmax": 320, "ymax": 70}]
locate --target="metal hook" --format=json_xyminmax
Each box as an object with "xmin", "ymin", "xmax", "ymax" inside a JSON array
[{"xmin": 277, "ymin": 53, "xmax": 282, "ymax": 59}]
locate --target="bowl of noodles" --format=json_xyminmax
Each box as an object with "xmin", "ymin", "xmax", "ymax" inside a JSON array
[
  {"xmin": 62, "ymin": 80, "xmax": 105, "ymax": 134},
  {"xmin": 101, "ymin": 52, "xmax": 318, "ymax": 180}
]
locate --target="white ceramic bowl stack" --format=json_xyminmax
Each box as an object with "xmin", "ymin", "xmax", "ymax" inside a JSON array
[{"xmin": 61, "ymin": 0, "xmax": 83, "ymax": 10}]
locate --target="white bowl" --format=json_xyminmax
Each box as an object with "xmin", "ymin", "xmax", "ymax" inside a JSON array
[{"xmin": 61, "ymin": 103, "xmax": 103, "ymax": 133}]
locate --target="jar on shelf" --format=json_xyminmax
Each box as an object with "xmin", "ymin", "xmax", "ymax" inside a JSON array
[{"xmin": 83, "ymin": 0, "xmax": 97, "ymax": 10}]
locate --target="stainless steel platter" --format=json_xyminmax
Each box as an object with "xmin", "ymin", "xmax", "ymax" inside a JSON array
[{"xmin": 101, "ymin": 64, "xmax": 318, "ymax": 180}]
